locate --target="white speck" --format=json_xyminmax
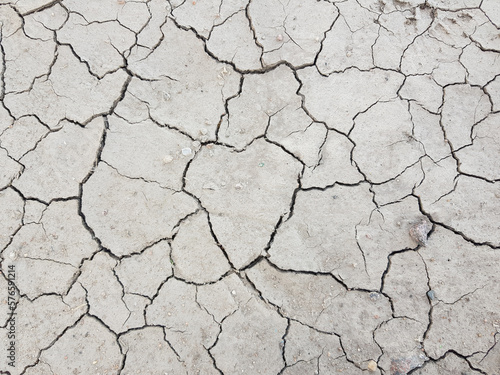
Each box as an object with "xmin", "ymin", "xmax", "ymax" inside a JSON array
[
  {"xmin": 231, "ymin": 290, "xmax": 236, "ymax": 295},
  {"xmin": 200, "ymin": 128, "xmax": 208, "ymax": 135},
  {"xmin": 9, "ymin": 252, "xmax": 16, "ymax": 259},
  {"xmin": 234, "ymin": 183, "xmax": 243, "ymax": 190},
  {"xmin": 276, "ymin": 34, "xmax": 283, "ymax": 41},
  {"xmin": 181, "ymin": 148, "xmax": 192, "ymax": 156},
  {"xmin": 163, "ymin": 155, "xmax": 174, "ymax": 163}
]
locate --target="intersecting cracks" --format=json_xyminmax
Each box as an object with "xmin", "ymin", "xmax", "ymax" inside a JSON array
[
  {"xmin": 19, "ymin": 0, "xmax": 62, "ymax": 17},
  {"xmin": 0, "ymin": 5, "xmax": 24, "ymax": 40},
  {"xmin": 205, "ymin": 7, "xmax": 245, "ymax": 42},
  {"xmin": 1, "ymin": 31, "xmax": 57, "ymax": 97},
  {"xmin": 245, "ymin": 0, "xmax": 268, "ymax": 68},
  {"xmin": 413, "ymin": 179, "xmax": 500, "ymax": 249},
  {"xmin": 168, "ymin": 16, "xmax": 241, "ymax": 77},
  {"xmin": 178, "ymin": 193, "xmax": 237, "ymax": 271},
  {"xmin": 252, "ymin": 166, "xmax": 302, "ymax": 258},
  {"xmin": 265, "ymin": 14, "xmax": 303, "ymax": 57},
  {"xmin": 380, "ymin": 247, "xmax": 421, "ymax": 317},
  {"xmin": 110, "ymin": 266, "xmax": 135, "ymax": 330},
  {"xmin": 27, "ymin": 9, "xmax": 69, "ymax": 39},
  {"xmin": 430, "ymin": 176, "xmax": 459, "ymax": 205},
  {"xmin": 127, "ymin": 18, "xmax": 168, "ymax": 64},
  {"xmin": 265, "ymin": 136, "xmax": 306, "ymax": 170},
  {"xmin": 244, "ymin": 1, "xmax": 264, "ymax": 65},
  {"xmin": 101, "ymin": 159, "xmax": 184, "ymax": 195},
  {"xmin": 398, "ymin": 14, "xmax": 435, "ymax": 72},
  {"xmin": 216, "ymin": 73, "xmax": 244, "ymax": 141},
  {"xmin": 20, "ymin": 312, "xmax": 87, "ymax": 375},
  {"xmin": 0, "ymin": 141, "xmax": 23, "ymax": 173},
  {"xmin": 240, "ymin": 263, "xmax": 348, "ymax": 370},
  {"xmin": 475, "ymin": 333, "xmax": 500, "ymax": 367},
  {"xmin": 63, "ymin": 9, "xmax": 140, "ymax": 44},
  {"xmin": 309, "ymin": 4, "xmax": 340, "ymax": 69},
  {"xmin": 1, "ymin": 121, "xmax": 54, "ymax": 166},
  {"xmin": 437, "ymin": 286, "xmax": 487, "ymax": 307},
  {"xmin": 406, "ymin": 349, "xmax": 489, "ymax": 375},
  {"xmin": 193, "ymin": 288, "xmax": 225, "ymax": 375}
]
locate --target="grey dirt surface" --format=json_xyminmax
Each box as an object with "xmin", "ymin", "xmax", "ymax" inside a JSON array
[{"xmin": 0, "ymin": 0, "xmax": 499, "ymax": 374}]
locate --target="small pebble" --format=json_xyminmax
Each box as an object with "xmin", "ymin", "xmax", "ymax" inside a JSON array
[
  {"xmin": 369, "ymin": 292, "xmax": 380, "ymax": 301},
  {"xmin": 409, "ymin": 218, "xmax": 432, "ymax": 246},
  {"xmin": 163, "ymin": 155, "xmax": 173, "ymax": 163},
  {"xmin": 427, "ymin": 290, "xmax": 436, "ymax": 301},
  {"xmin": 367, "ymin": 360, "xmax": 377, "ymax": 372},
  {"xmin": 276, "ymin": 34, "xmax": 283, "ymax": 41},
  {"xmin": 181, "ymin": 147, "xmax": 192, "ymax": 156}
]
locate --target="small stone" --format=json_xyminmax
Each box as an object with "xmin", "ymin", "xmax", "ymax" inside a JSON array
[
  {"xmin": 409, "ymin": 218, "xmax": 432, "ymax": 246},
  {"xmin": 427, "ymin": 290, "xmax": 436, "ymax": 301},
  {"xmin": 234, "ymin": 183, "xmax": 243, "ymax": 190},
  {"xmin": 367, "ymin": 360, "xmax": 377, "ymax": 371},
  {"xmin": 276, "ymin": 34, "xmax": 283, "ymax": 41},
  {"xmin": 181, "ymin": 147, "xmax": 192, "ymax": 156},
  {"xmin": 369, "ymin": 292, "xmax": 380, "ymax": 301},
  {"xmin": 163, "ymin": 155, "xmax": 173, "ymax": 164}
]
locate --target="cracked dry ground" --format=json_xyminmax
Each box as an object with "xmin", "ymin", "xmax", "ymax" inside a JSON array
[{"xmin": 0, "ymin": 0, "xmax": 500, "ymax": 374}]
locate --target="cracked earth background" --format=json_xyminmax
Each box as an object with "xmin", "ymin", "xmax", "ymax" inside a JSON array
[{"xmin": 0, "ymin": 0, "xmax": 499, "ymax": 373}]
